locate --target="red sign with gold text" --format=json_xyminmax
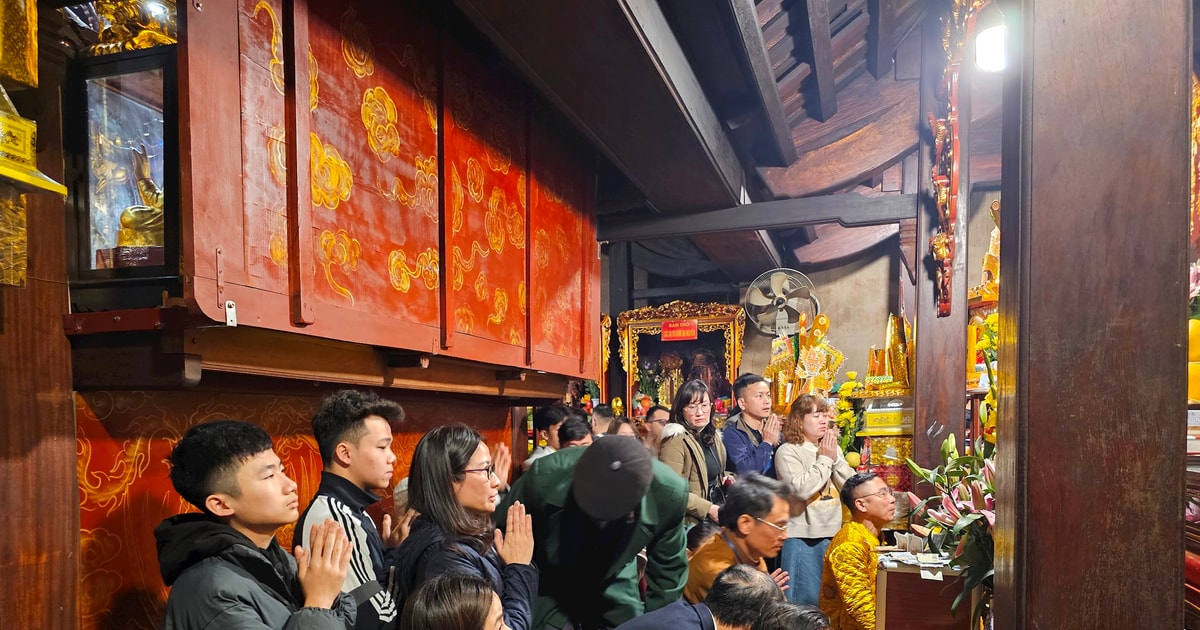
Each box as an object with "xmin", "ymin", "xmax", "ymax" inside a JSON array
[{"xmin": 661, "ymin": 319, "xmax": 699, "ymax": 341}]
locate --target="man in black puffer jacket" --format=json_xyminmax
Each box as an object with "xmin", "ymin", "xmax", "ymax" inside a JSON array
[{"xmin": 155, "ymin": 420, "xmax": 357, "ymax": 629}]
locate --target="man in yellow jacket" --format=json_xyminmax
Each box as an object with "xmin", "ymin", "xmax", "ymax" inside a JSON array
[{"xmin": 819, "ymin": 472, "xmax": 896, "ymax": 630}]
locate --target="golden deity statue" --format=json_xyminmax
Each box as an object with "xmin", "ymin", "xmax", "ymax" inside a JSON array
[
  {"xmin": 88, "ymin": 0, "xmax": 178, "ymax": 56},
  {"xmin": 117, "ymin": 144, "xmax": 164, "ymax": 247}
]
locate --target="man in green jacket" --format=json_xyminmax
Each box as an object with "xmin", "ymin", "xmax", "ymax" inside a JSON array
[{"xmin": 495, "ymin": 436, "xmax": 689, "ymax": 630}]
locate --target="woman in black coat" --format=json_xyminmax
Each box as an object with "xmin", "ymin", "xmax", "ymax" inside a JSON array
[{"xmin": 390, "ymin": 424, "xmax": 536, "ymax": 630}]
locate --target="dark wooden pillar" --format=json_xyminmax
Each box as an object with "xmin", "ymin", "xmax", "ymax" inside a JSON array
[
  {"xmin": 0, "ymin": 28, "xmax": 78, "ymax": 629},
  {"xmin": 607, "ymin": 241, "xmax": 632, "ymax": 402},
  {"xmin": 993, "ymin": 0, "xmax": 1188, "ymax": 626},
  {"xmin": 912, "ymin": 14, "xmax": 968, "ymax": 470}
]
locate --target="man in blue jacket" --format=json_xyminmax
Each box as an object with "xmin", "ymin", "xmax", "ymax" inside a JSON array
[
  {"xmin": 723, "ymin": 373, "xmax": 783, "ymax": 477},
  {"xmin": 496, "ymin": 436, "xmax": 689, "ymax": 629},
  {"xmin": 155, "ymin": 419, "xmax": 356, "ymax": 629}
]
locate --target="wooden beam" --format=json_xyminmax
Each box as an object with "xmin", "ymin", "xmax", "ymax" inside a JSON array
[
  {"xmin": 866, "ymin": 0, "xmax": 894, "ymax": 78},
  {"xmin": 791, "ymin": 222, "xmax": 898, "ymax": 268},
  {"xmin": 993, "ymin": 0, "xmax": 1187, "ymax": 626},
  {"xmin": 721, "ymin": 0, "xmax": 798, "ymax": 165},
  {"xmin": 802, "ymin": 0, "xmax": 837, "ymax": 121},
  {"xmin": 451, "ymin": 0, "xmax": 744, "ymax": 211},
  {"xmin": 631, "ymin": 283, "xmax": 738, "ymax": 300},
  {"xmin": 598, "ymin": 193, "xmax": 917, "ymax": 241}
]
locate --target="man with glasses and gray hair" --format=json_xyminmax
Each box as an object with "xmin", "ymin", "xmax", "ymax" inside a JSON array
[
  {"xmin": 684, "ymin": 473, "xmax": 793, "ymax": 603},
  {"xmin": 818, "ymin": 472, "xmax": 895, "ymax": 630}
]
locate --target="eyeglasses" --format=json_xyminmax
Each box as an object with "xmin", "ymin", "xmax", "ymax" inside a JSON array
[
  {"xmin": 856, "ymin": 487, "xmax": 894, "ymax": 501},
  {"xmin": 684, "ymin": 402, "xmax": 712, "ymax": 412},
  {"xmin": 755, "ymin": 518, "xmax": 789, "ymax": 534},
  {"xmin": 645, "ymin": 416, "xmax": 669, "ymax": 425},
  {"xmin": 462, "ymin": 463, "xmax": 496, "ymax": 479}
]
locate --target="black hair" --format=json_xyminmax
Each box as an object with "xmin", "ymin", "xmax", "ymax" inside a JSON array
[
  {"xmin": 168, "ymin": 420, "xmax": 275, "ymax": 515},
  {"xmin": 705, "ymin": 564, "xmax": 785, "ymax": 627},
  {"xmin": 718, "ymin": 472, "xmax": 791, "ymax": 530},
  {"xmin": 687, "ymin": 520, "xmax": 720, "ymax": 553},
  {"xmin": 669, "ymin": 379, "xmax": 717, "ymax": 446},
  {"xmin": 557, "ymin": 416, "xmax": 594, "ymax": 445},
  {"xmin": 591, "ymin": 403, "xmax": 615, "ymax": 420},
  {"xmin": 840, "ymin": 471, "xmax": 880, "ymax": 510},
  {"xmin": 646, "ymin": 404, "xmax": 670, "ymax": 419},
  {"xmin": 532, "ymin": 403, "xmax": 571, "ymax": 432},
  {"xmin": 408, "ymin": 424, "xmax": 493, "ymax": 552},
  {"xmin": 399, "ymin": 573, "xmax": 495, "ymax": 630},
  {"xmin": 312, "ymin": 389, "xmax": 405, "ymax": 466},
  {"xmin": 733, "ymin": 373, "xmax": 767, "ymax": 400},
  {"xmin": 752, "ymin": 602, "xmax": 831, "ymax": 630}
]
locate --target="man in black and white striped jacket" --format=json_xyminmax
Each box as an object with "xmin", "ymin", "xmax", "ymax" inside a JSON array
[{"xmin": 298, "ymin": 390, "xmax": 407, "ymax": 629}]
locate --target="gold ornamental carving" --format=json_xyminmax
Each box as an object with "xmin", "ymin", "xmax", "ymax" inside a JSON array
[
  {"xmin": 617, "ymin": 300, "xmax": 745, "ymax": 397},
  {"xmin": 86, "ymin": 0, "xmax": 178, "ymax": 56}
]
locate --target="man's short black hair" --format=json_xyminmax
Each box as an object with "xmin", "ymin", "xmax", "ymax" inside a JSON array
[
  {"xmin": 312, "ymin": 389, "xmax": 405, "ymax": 466},
  {"xmin": 752, "ymin": 602, "xmax": 830, "ymax": 630},
  {"xmin": 718, "ymin": 472, "xmax": 791, "ymax": 529},
  {"xmin": 646, "ymin": 404, "xmax": 669, "ymax": 418},
  {"xmin": 591, "ymin": 403, "xmax": 615, "ymax": 420},
  {"xmin": 840, "ymin": 471, "xmax": 880, "ymax": 509},
  {"xmin": 687, "ymin": 520, "xmax": 720, "ymax": 553},
  {"xmin": 168, "ymin": 420, "xmax": 274, "ymax": 515},
  {"xmin": 557, "ymin": 415, "xmax": 594, "ymax": 445},
  {"xmin": 532, "ymin": 404, "xmax": 571, "ymax": 432},
  {"xmin": 705, "ymin": 564, "xmax": 784, "ymax": 627},
  {"xmin": 733, "ymin": 373, "xmax": 767, "ymax": 400}
]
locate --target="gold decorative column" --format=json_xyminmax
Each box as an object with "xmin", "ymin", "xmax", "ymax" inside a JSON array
[{"xmin": 0, "ymin": 0, "xmax": 67, "ymax": 287}]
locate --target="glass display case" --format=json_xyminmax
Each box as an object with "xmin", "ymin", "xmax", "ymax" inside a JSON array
[{"xmin": 67, "ymin": 46, "xmax": 178, "ymax": 309}]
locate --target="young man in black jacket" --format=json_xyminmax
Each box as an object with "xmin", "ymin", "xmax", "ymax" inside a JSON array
[
  {"xmin": 297, "ymin": 390, "xmax": 410, "ymax": 629},
  {"xmin": 155, "ymin": 419, "xmax": 355, "ymax": 629}
]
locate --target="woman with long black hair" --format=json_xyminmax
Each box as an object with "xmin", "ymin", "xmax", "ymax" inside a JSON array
[
  {"xmin": 658, "ymin": 379, "xmax": 729, "ymax": 527},
  {"xmin": 391, "ymin": 424, "xmax": 536, "ymax": 630}
]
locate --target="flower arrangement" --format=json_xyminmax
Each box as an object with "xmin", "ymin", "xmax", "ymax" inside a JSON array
[
  {"xmin": 833, "ymin": 371, "xmax": 863, "ymax": 452},
  {"xmin": 1190, "ymin": 261, "xmax": 1200, "ymax": 320},
  {"xmin": 972, "ymin": 313, "xmax": 999, "ymax": 444},
  {"xmin": 907, "ymin": 433, "xmax": 995, "ymax": 627}
]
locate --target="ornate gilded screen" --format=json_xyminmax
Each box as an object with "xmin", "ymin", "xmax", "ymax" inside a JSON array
[{"xmin": 617, "ymin": 301, "xmax": 745, "ymax": 418}]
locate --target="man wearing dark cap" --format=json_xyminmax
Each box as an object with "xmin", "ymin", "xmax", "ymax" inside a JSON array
[{"xmin": 495, "ymin": 436, "xmax": 690, "ymax": 630}]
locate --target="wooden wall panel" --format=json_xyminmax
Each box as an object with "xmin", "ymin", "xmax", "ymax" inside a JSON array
[
  {"xmin": 441, "ymin": 34, "xmax": 529, "ymax": 365},
  {"xmin": 76, "ymin": 386, "xmax": 512, "ymax": 630},
  {"xmin": 0, "ymin": 69, "xmax": 77, "ymax": 628}
]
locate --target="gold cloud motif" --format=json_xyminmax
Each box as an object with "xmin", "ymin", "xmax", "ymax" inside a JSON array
[
  {"xmin": 311, "ymin": 133, "xmax": 353, "ymax": 210},
  {"xmin": 533, "ymin": 228, "xmax": 550, "ymax": 269},
  {"xmin": 517, "ymin": 173, "xmax": 527, "ymax": 209},
  {"xmin": 78, "ymin": 437, "xmax": 152, "ymax": 516},
  {"xmin": 396, "ymin": 44, "xmax": 438, "ymax": 132},
  {"xmin": 341, "ymin": 6, "xmax": 374, "ymax": 78},
  {"xmin": 485, "ymin": 129, "xmax": 511, "ymax": 174},
  {"xmin": 361, "ymin": 86, "xmax": 400, "ymax": 162},
  {"xmin": 518, "ymin": 280, "xmax": 526, "ymax": 315},
  {"xmin": 466, "ymin": 157, "xmax": 484, "ymax": 203},
  {"xmin": 317, "ymin": 228, "xmax": 360, "ymax": 303},
  {"xmin": 485, "ymin": 187, "xmax": 507, "ymax": 253},
  {"xmin": 253, "ymin": 1, "xmax": 285, "ymax": 95},
  {"xmin": 555, "ymin": 225, "xmax": 571, "ymax": 260},
  {"xmin": 269, "ymin": 208, "xmax": 287, "ymax": 266},
  {"xmin": 451, "ymin": 164, "xmax": 464, "ymax": 233},
  {"xmin": 388, "ymin": 246, "xmax": 438, "ymax": 293},
  {"xmin": 267, "ymin": 125, "xmax": 287, "ymax": 187},
  {"xmin": 451, "ymin": 241, "xmax": 489, "ymax": 291},
  {"xmin": 474, "ymin": 272, "xmax": 488, "ymax": 301},
  {"xmin": 309, "ymin": 46, "xmax": 319, "ymax": 111},
  {"xmin": 510, "ymin": 327, "xmax": 523, "ymax": 345},
  {"xmin": 455, "ymin": 305, "xmax": 475, "ymax": 333},
  {"xmin": 394, "ymin": 155, "xmax": 438, "ymax": 222},
  {"xmin": 507, "ymin": 202, "xmax": 525, "ymax": 250},
  {"xmin": 488, "ymin": 288, "xmax": 509, "ymax": 326}
]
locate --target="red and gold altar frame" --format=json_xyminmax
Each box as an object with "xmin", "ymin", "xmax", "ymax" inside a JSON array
[{"xmin": 617, "ymin": 300, "xmax": 745, "ymax": 409}]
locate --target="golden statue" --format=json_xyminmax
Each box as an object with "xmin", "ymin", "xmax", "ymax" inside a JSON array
[
  {"xmin": 88, "ymin": 0, "xmax": 178, "ymax": 56},
  {"xmin": 117, "ymin": 144, "xmax": 164, "ymax": 247}
]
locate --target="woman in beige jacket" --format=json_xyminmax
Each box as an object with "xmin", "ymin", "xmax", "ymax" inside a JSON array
[
  {"xmin": 774, "ymin": 394, "xmax": 856, "ymax": 606},
  {"xmin": 658, "ymin": 379, "xmax": 728, "ymax": 527}
]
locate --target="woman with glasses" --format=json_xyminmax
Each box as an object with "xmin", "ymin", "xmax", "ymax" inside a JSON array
[
  {"xmin": 392, "ymin": 424, "xmax": 537, "ymax": 630},
  {"xmin": 659, "ymin": 379, "xmax": 729, "ymax": 526},
  {"xmin": 774, "ymin": 394, "xmax": 857, "ymax": 606}
]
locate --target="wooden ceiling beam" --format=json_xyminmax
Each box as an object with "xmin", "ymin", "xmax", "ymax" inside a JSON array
[
  {"xmin": 598, "ymin": 193, "xmax": 917, "ymax": 242},
  {"xmin": 720, "ymin": 0, "xmax": 798, "ymax": 165},
  {"xmin": 451, "ymin": 0, "xmax": 744, "ymax": 211},
  {"xmin": 803, "ymin": 0, "xmax": 839, "ymax": 121},
  {"xmin": 866, "ymin": 0, "xmax": 895, "ymax": 78}
]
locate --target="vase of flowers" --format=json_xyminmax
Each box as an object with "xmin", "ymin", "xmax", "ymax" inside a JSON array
[{"xmin": 907, "ymin": 433, "xmax": 995, "ymax": 627}]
